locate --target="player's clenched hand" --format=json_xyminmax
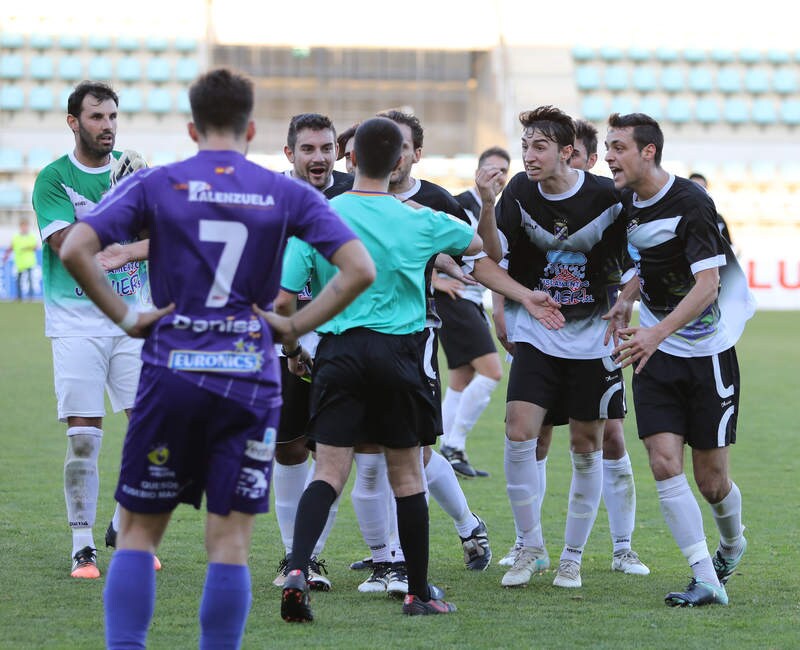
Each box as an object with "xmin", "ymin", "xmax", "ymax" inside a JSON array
[
  {"xmin": 288, "ymin": 348, "xmax": 313, "ymax": 378},
  {"xmin": 110, "ymin": 150, "xmax": 147, "ymax": 187},
  {"xmin": 521, "ymin": 290, "xmax": 564, "ymax": 330},
  {"xmin": 612, "ymin": 326, "xmax": 663, "ymax": 373},
  {"xmin": 127, "ymin": 303, "xmax": 175, "ymax": 338},
  {"xmin": 602, "ymin": 297, "xmax": 634, "ymax": 347},
  {"xmin": 475, "ymin": 165, "xmax": 503, "ymax": 205}
]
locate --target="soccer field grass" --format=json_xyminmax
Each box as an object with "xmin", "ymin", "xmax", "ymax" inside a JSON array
[{"xmin": 1, "ymin": 302, "xmax": 798, "ymax": 649}]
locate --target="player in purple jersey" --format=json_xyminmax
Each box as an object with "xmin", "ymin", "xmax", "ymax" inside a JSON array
[{"xmin": 60, "ymin": 68, "xmax": 375, "ymax": 649}]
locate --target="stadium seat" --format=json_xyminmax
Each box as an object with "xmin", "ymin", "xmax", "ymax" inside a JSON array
[
  {"xmin": 580, "ymin": 95, "xmax": 606, "ymax": 122},
  {"xmin": 627, "ymin": 47, "xmax": 650, "ymax": 63},
  {"xmin": 695, "ymin": 98, "xmax": 721, "ymax": 124},
  {"xmin": 576, "ymin": 65, "xmax": 601, "ymax": 91},
  {"xmin": 117, "ymin": 57, "xmax": 142, "ymax": 82},
  {"xmin": 58, "ymin": 56, "xmax": 83, "ymax": 81},
  {"xmin": 688, "ymin": 67, "xmax": 714, "ymax": 93},
  {"xmin": 176, "ymin": 90, "xmax": 192, "ymax": 114},
  {"xmin": 637, "ymin": 97, "xmax": 664, "ymax": 120},
  {"xmin": 751, "ymin": 99, "xmax": 777, "ymax": 125},
  {"xmin": 767, "ymin": 49, "xmax": 790, "ymax": 65},
  {"xmin": 632, "ymin": 67, "xmax": 657, "ymax": 92},
  {"xmin": 29, "ymin": 34, "xmax": 53, "ymax": 50},
  {"xmin": 147, "ymin": 58, "xmax": 171, "ymax": 83},
  {"xmin": 716, "ymin": 68, "xmax": 742, "ymax": 94},
  {"xmin": 0, "ymin": 54, "xmax": 24, "ymax": 80},
  {"xmin": 29, "ymin": 55, "xmax": 55, "ymax": 80},
  {"xmin": 59, "ymin": 87, "xmax": 72, "ymax": 110},
  {"xmin": 117, "ymin": 36, "xmax": 141, "ymax": 52},
  {"xmin": 59, "ymin": 34, "xmax": 83, "ymax": 50},
  {"xmin": 738, "ymin": 48, "xmax": 761, "ymax": 65},
  {"xmin": 175, "ymin": 58, "xmax": 200, "ymax": 82},
  {"xmin": 665, "ymin": 98, "xmax": 692, "ymax": 124},
  {"xmin": 780, "ymin": 99, "xmax": 800, "ymax": 126},
  {"xmin": 710, "ymin": 48, "xmax": 735, "ymax": 64},
  {"xmin": 0, "ymin": 33, "xmax": 24, "ymax": 49},
  {"xmin": 571, "ymin": 46, "xmax": 595, "ymax": 61},
  {"xmin": 744, "ymin": 69, "xmax": 770, "ymax": 95},
  {"xmin": 27, "ymin": 147, "xmax": 53, "ymax": 171},
  {"xmin": 599, "ymin": 46, "xmax": 624, "ymax": 62},
  {"xmin": 146, "ymin": 36, "xmax": 169, "ymax": 53},
  {"xmin": 0, "ymin": 85, "xmax": 24, "ymax": 111},
  {"xmin": 772, "ymin": 69, "xmax": 797, "ymax": 95},
  {"xmin": 29, "ymin": 86, "xmax": 55, "ymax": 112},
  {"xmin": 118, "ymin": 87, "xmax": 143, "ymax": 113},
  {"xmin": 174, "ymin": 37, "xmax": 198, "ymax": 53},
  {"xmin": 610, "ymin": 96, "xmax": 635, "ymax": 116},
  {"xmin": 0, "ymin": 183, "xmax": 24, "ymax": 207},
  {"xmin": 655, "ymin": 47, "xmax": 679, "ymax": 63},
  {"xmin": 147, "ymin": 88, "xmax": 173, "ymax": 114},
  {"xmin": 88, "ymin": 57, "xmax": 113, "ymax": 80},
  {"xmin": 604, "ymin": 66, "xmax": 628, "ymax": 91},
  {"xmin": 0, "ymin": 148, "xmax": 24, "ymax": 172},
  {"xmin": 88, "ymin": 35, "xmax": 112, "ymax": 51},
  {"xmin": 723, "ymin": 99, "xmax": 749, "ymax": 125},
  {"xmin": 683, "ymin": 48, "xmax": 706, "ymax": 64},
  {"xmin": 660, "ymin": 66, "xmax": 684, "ymax": 93}
]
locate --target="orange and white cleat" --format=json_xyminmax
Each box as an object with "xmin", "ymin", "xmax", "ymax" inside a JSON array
[{"xmin": 71, "ymin": 546, "xmax": 100, "ymax": 579}]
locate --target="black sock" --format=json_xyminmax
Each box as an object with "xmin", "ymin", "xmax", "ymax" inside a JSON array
[
  {"xmin": 395, "ymin": 492, "xmax": 430, "ymax": 601},
  {"xmin": 288, "ymin": 480, "xmax": 337, "ymax": 577}
]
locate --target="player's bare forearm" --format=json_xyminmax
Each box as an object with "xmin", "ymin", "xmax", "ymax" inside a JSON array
[
  {"xmin": 476, "ymin": 201, "xmax": 502, "ymax": 262},
  {"xmin": 471, "ymin": 257, "xmax": 530, "ymax": 303}
]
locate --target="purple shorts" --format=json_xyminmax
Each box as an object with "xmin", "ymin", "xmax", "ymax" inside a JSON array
[{"xmin": 116, "ymin": 364, "xmax": 279, "ymax": 515}]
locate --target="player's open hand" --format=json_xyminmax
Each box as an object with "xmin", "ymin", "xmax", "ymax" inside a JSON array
[
  {"xmin": 612, "ymin": 326, "xmax": 663, "ymax": 373},
  {"xmin": 253, "ymin": 304, "xmax": 297, "ymax": 344},
  {"xmin": 127, "ymin": 303, "xmax": 175, "ymax": 338},
  {"xmin": 96, "ymin": 243, "xmax": 130, "ymax": 271},
  {"xmin": 602, "ymin": 297, "xmax": 634, "ymax": 346},
  {"xmin": 522, "ymin": 290, "xmax": 565, "ymax": 330},
  {"xmin": 110, "ymin": 150, "xmax": 147, "ymax": 187},
  {"xmin": 433, "ymin": 276, "xmax": 465, "ymax": 300}
]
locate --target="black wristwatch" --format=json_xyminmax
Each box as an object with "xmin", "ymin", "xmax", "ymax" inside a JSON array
[{"xmin": 282, "ymin": 344, "xmax": 303, "ymax": 358}]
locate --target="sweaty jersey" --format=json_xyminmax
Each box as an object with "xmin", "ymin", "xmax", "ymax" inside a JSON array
[
  {"xmin": 496, "ymin": 169, "xmax": 628, "ymax": 359},
  {"xmin": 33, "ymin": 151, "xmax": 150, "ymax": 337},
  {"xmin": 82, "ymin": 149, "xmax": 357, "ymax": 407},
  {"xmin": 624, "ymin": 175, "xmax": 754, "ymax": 357},
  {"xmin": 281, "ymin": 190, "xmax": 474, "ymax": 335}
]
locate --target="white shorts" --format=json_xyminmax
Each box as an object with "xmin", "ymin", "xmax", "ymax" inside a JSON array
[{"xmin": 51, "ymin": 335, "xmax": 144, "ymax": 422}]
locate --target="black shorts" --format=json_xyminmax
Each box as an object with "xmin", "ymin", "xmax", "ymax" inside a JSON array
[
  {"xmin": 544, "ymin": 383, "xmax": 627, "ymax": 426},
  {"xmin": 277, "ymin": 356, "xmax": 311, "ymax": 444},
  {"xmin": 633, "ymin": 347, "xmax": 740, "ymax": 449},
  {"xmin": 507, "ymin": 342, "xmax": 625, "ymax": 422},
  {"xmin": 307, "ymin": 328, "xmax": 439, "ymax": 449},
  {"xmin": 434, "ymin": 292, "xmax": 497, "ymax": 369}
]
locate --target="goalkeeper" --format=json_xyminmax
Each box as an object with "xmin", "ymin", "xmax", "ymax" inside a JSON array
[{"xmin": 32, "ymin": 80, "xmax": 154, "ymax": 579}]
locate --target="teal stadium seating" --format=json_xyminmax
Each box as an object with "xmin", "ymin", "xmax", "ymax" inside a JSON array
[
  {"xmin": 147, "ymin": 88, "xmax": 173, "ymax": 114},
  {"xmin": 87, "ymin": 35, "xmax": 112, "ymax": 51},
  {"xmin": 0, "ymin": 54, "xmax": 24, "ymax": 79},
  {"xmin": 695, "ymin": 98, "xmax": 721, "ymax": 124},
  {"xmin": 29, "ymin": 86, "xmax": 54, "ymax": 112},
  {"xmin": 0, "ymin": 33, "xmax": 25, "ymax": 49},
  {"xmin": 58, "ymin": 35, "xmax": 82, "ymax": 50},
  {"xmin": 723, "ymin": 98, "xmax": 749, "ymax": 125},
  {"xmin": 118, "ymin": 87, "xmax": 143, "ymax": 113},
  {"xmin": 29, "ymin": 55, "xmax": 54, "ymax": 80},
  {"xmin": 88, "ymin": 57, "xmax": 113, "ymax": 80},
  {"xmin": 632, "ymin": 67, "xmax": 657, "ymax": 92},
  {"xmin": 660, "ymin": 66, "xmax": 684, "ymax": 93},
  {"xmin": 0, "ymin": 183, "xmax": 24, "ymax": 207},
  {"xmin": 666, "ymin": 97, "xmax": 692, "ymax": 124},
  {"xmin": 0, "ymin": 148, "xmax": 24, "ymax": 172},
  {"xmin": 117, "ymin": 36, "xmax": 141, "ymax": 52},
  {"xmin": 175, "ymin": 58, "xmax": 200, "ymax": 82},
  {"xmin": 147, "ymin": 58, "xmax": 171, "ymax": 83},
  {"xmin": 58, "ymin": 56, "xmax": 83, "ymax": 81},
  {"xmin": 117, "ymin": 57, "xmax": 142, "ymax": 82},
  {"xmin": 0, "ymin": 85, "xmax": 24, "ymax": 111}
]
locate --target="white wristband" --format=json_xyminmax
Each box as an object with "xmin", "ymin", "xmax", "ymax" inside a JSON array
[{"xmin": 116, "ymin": 306, "xmax": 139, "ymax": 333}]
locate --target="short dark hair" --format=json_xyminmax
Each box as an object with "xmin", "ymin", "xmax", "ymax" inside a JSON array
[
  {"xmin": 287, "ymin": 113, "xmax": 336, "ymax": 151},
  {"xmin": 574, "ymin": 119, "xmax": 598, "ymax": 156},
  {"xmin": 689, "ymin": 172, "xmax": 708, "ymax": 184},
  {"xmin": 189, "ymin": 68, "xmax": 253, "ymax": 137},
  {"xmin": 478, "ymin": 146, "xmax": 511, "ymax": 167},
  {"xmin": 607, "ymin": 112, "xmax": 664, "ymax": 165},
  {"xmin": 67, "ymin": 81, "xmax": 118, "ymax": 117},
  {"xmin": 336, "ymin": 122, "xmax": 360, "ymax": 160},
  {"xmin": 518, "ymin": 106, "xmax": 576, "ymax": 150},
  {"xmin": 353, "ymin": 117, "xmax": 403, "ymax": 179},
  {"xmin": 376, "ymin": 110, "xmax": 424, "ymax": 150}
]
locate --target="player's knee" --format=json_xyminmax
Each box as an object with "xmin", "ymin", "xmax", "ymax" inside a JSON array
[
  {"xmin": 602, "ymin": 425, "xmax": 627, "ymax": 458},
  {"xmin": 66, "ymin": 429, "xmax": 102, "ymax": 461},
  {"xmin": 694, "ymin": 473, "xmax": 728, "ymax": 504},
  {"xmin": 275, "ymin": 437, "xmax": 309, "ymax": 465}
]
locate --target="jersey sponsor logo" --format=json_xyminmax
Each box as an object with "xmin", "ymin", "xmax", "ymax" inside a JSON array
[
  {"xmin": 541, "ymin": 250, "xmax": 595, "ymax": 305},
  {"xmin": 187, "ymin": 180, "xmax": 275, "ymax": 207},
  {"xmin": 172, "ymin": 313, "xmax": 262, "ymax": 334},
  {"xmin": 147, "ymin": 445, "xmax": 169, "ymax": 466},
  {"xmin": 168, "ymin": 340, "xmax": 264, "ymax": 373},
  {"xmin": 245, "ymin": 437, "xmax": 274, "ymax": 463},
  {"xmin": 237, "ymin": 467, "xmax": 268, "ymax": 499},
  {"xmin": 554, "ymin": 219, "xmax": 569, "ymax": 241}
]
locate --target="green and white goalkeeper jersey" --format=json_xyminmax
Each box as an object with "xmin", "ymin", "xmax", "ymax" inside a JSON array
[{"xmin": 33, "ymin": 151, "xmax": 151, "ymax": 338}]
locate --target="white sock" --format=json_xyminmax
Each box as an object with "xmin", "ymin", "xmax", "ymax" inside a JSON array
[
  {"xmin": 425, "ymin": 449, "xmax": 478, "ymax": 538},
  {"xmin": 440, "ymin": 388, "xmax": 463, "ymax": 446},
  {"xmin": 561, "ymin": 450, "xmax": 602, "ymax": 565},
  {"xmin": 603, "ymin": 453, "xmax": 636, "ymax": 554},
  {"xmin": 535, "ymin": 457, "xmax": 548, "ymax": 543},
  {"xmin": 656, "ymin": 474, "xmax": 719, "ymax": 586},
  {"xmin": 504, "ymin": 437, "xmax": 543, "ymax": 548},
  {"xmin": 351, "ymin": 453, "xmax": 392, "ymax": 563},
  {"xmin": 111, "ymin": 502, "xmax": 121, "ymax": 533},
  {"xmin": 447, "ymin": 375, "xmax": 499, "ymax": 451},
  {"xmin": 388, "ymin": 488, "xmax": 404, "ymax": 563},
  {"xmin": 710, "ymin": 481, "xmax": 745, "ymax": 556},
  {"xmin": 313, "ymin": 494, "xmax": 339, "ymax": 557},
  {"xmin": 65, "ymin": 427, "xmax": 102, "ymax": 556},
  {"xmin": 273, "ymin": 460, "xmax": 310, "ymax": 555}
]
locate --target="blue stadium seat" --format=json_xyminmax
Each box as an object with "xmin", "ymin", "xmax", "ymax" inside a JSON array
[
  {"xmin": 117, "ymin": 36, "xmax": 140, "ymax": 52},
  {"xmin": 637, "ymin": 97, "xmax": 663, "ymax": 121},
  {"xmin": 147, "ymin": 58, "xmax": 171, "ymax": 83},
  {"xmin": 58, "ymin": 56, "xmax": 83, "ymax": 81},
  {"xmin": 0, "ymin": 148, "xmax": 24, "ymax": 172},
  {"xmin": 0, "ymin": 54, "xmax": 24, "ymax": 79},
  {"xmin": 175, "ymin": 58, "xmax": 199, "ymax": 82},
  {"xmin": 176, "ymin": 90, "xmax": 191, "ymax": 114},
  {"xmin": 580, "ymin": 95, "xmax": 607, "ymax": 122},
  {"xmin": 744, "ymin": 69, "xmax": 770, "ymax": 94},
  {"xmin": 117, "ymin": 57, "xmax": 142, "ymax": 82},
  {"xmin": 767, "ymin": 49, "xmax": 790, "ymax": 65},
  {"xmin": 0, "ymin": 85, "xmax": 24, "ymax": 111},
  {"xmin": 118, "ymin": 87, "xmax": 143, "ymax": 113},
  {"xmin": 59, "ymin": 87, "xmax": 72, "ymax": 110},
  {"xmin": 0, "ymin": 183, "xmax": 24, "ymax": 207},
  {"xmin": 632, "ymin": 67, "xmax": 657, "ymax": 92},
  {"xmin": 688, "ymin": 68, "xmax": 714, "ymax": 93},
  {"xmin": 59, "ymin": 34, "xmax": 83, "ymax": 51},
  {"xmin": 711, "ymin": 48, "xmax": 735, "ymax": 64},
  {"xmin": 576, "ymin": 65, "xmax": 601, "ymax": 91},
  {"xmin": 683, "ymin": 48, "xmax": 706, "ymax": 64},
  {"xmin": 772, "ymin": 69, "xmax": 797, "ymax": 95},
  {"xmin": 29, "ymin": 34, "xmax": 53, "ymax": 50},
  {"xmin": 29, "ymin": 55, "xmax": 55, "ymax": 80},
  {"xmin": 147, "ymin": 88, "xmax": 172, "ymax": 114},
  {"xmin": 716, "ymin": 68, "xmax": 741, "ymax": 94},
  {"xmin": 146, "ymin": 36, "xmax": 169, "ymax": 53},
  {"xmin": 88, "ymin": 35, "xmax": 112, "ymax": 51},
  {"xmin": 0, "ymin": 33, "xmax": 25, "ymax": 49},
  {"xmin": 780, "ymin": 99, "xmax": 800, "ymax": 126},
  {"xmin": 599, "ymin": 46, "xmax": 624, "ymax": 62},
  {"xmin": 695, "ymin": 98, "xmax": 721, "ymax": 124},
  {"xmin": 655, "ymin": 47, "xmax": 679, "ymax": 63},
  {"xmin": 174, "ymin": 37, "xmax": 198, "ymax": 53},
  {"xmin": 88, "ymin": 57, "xmax": 113, "ymax": 80},
  {"xmin": 723, "ymin": 99, "xmax": 749, "ymax": 125},
  {"xmin": 665, "ymin": 98, "xmax": 692, "ymax": 124},
  {"xmin": 604, "ymin": 66, "xmax": 628, "ymax": 91},
  {"xmin": 571, "ymin": 46, "xmax": 595, "ymax": 61},
  {"xmin": 627, "ymin": 47, "xmax": 650, "ymax": 62},
  {"xmin": 738, "ymin": 48, "xmax": 761, "ymax": 65},
  {"xmin": 610, "ymin": 96, "xmax": 635, "ymax": 115},
  {"xmin": 29, "ymin": 86, "xmax": 55, "ymax": 112},
  {"xmin": 660, "ymin": 66, "xmax": 684, "ymax": 93},
  {"xmin": 27, "ymin": 147, "xmax": 53, "ymax": 171}
]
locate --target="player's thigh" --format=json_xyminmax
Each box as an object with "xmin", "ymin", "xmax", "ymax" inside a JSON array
[
  {"xmin": 566, "ymin": 355, "xmax": 625, "ymax": 421},
  {"xmin": 106, "ymin": 335, "xmax": 144, "ymax": 413},
  {"xmin": 51, "ymin": 336, "xmax": 112, "ymax": 421},
  {"xmin": 632, "ymin": 349, "xmax": 690, "ymax": 440}
]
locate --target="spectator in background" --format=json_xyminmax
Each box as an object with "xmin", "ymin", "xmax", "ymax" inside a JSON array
[{"xmin": 2, "ymin": 217, "xmax": 40, "ymax": 300}]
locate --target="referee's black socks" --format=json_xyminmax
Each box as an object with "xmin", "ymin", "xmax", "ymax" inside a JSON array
[
  {"xmin": 289, "ymin": 479, "xmax": 338, "ymax": 576},
  {"xmin": 395, "ymin": 491, "xmax": 431, "ymax": 601}
]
